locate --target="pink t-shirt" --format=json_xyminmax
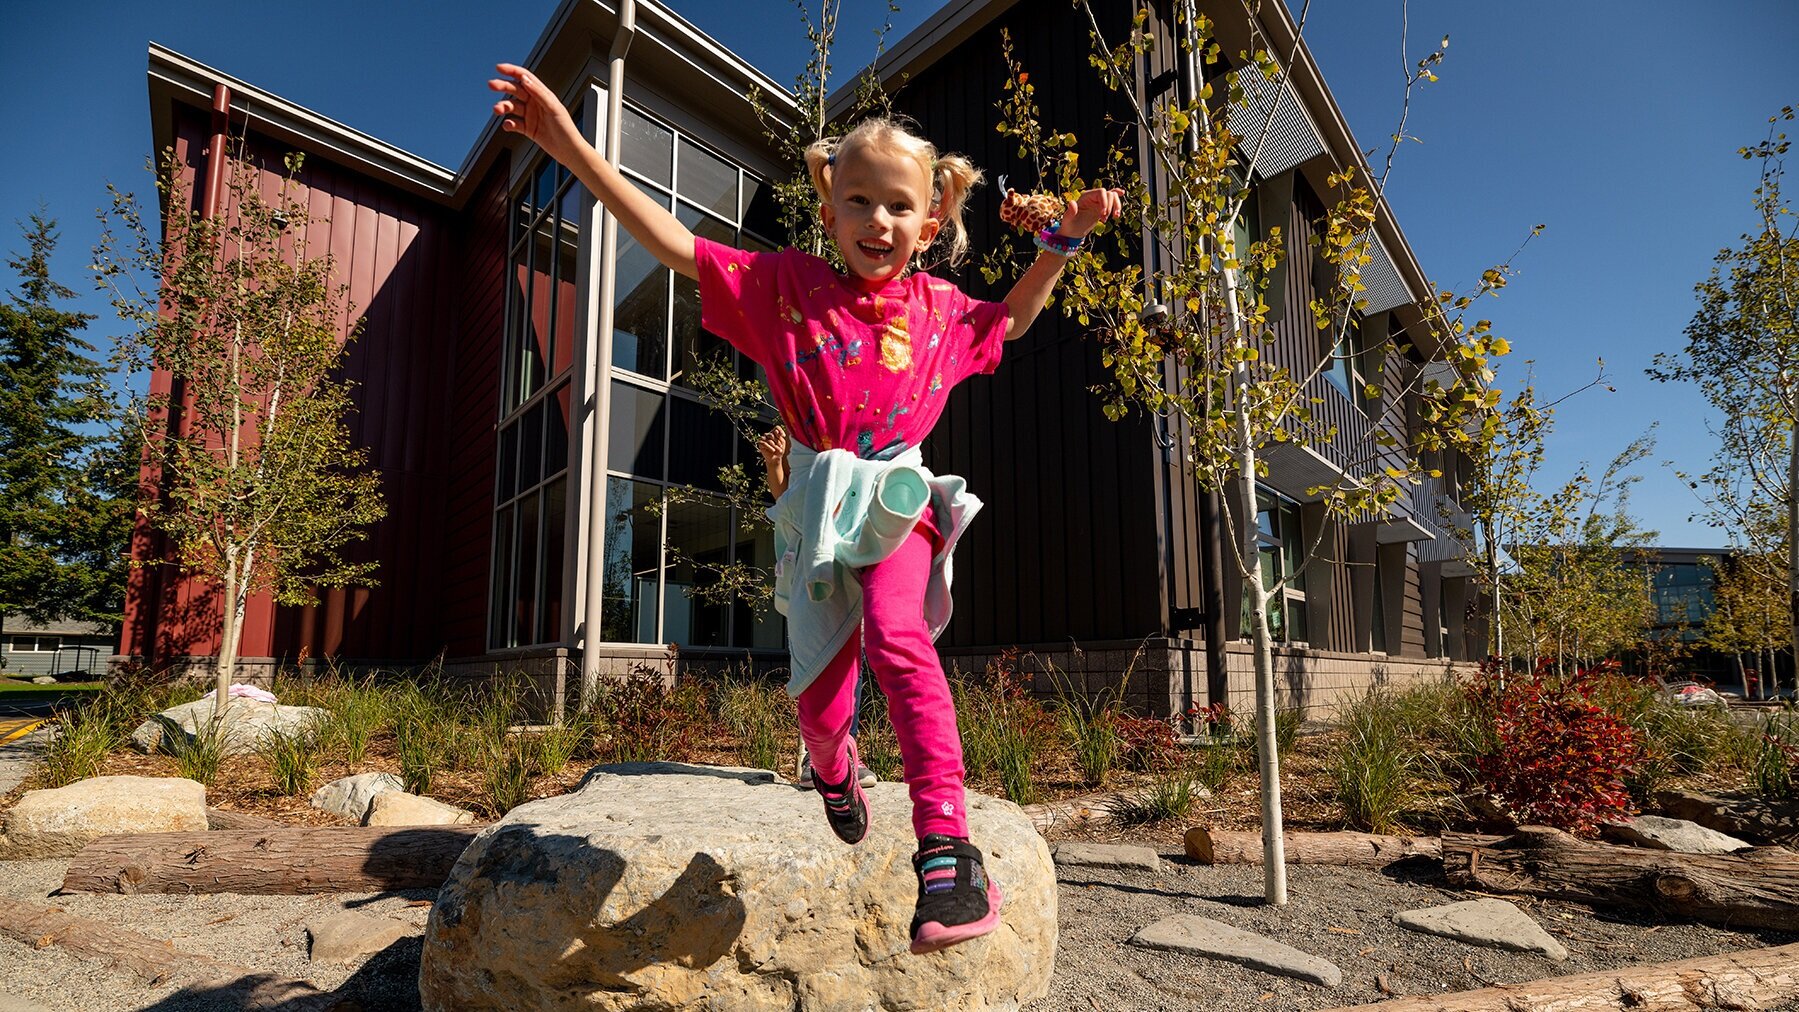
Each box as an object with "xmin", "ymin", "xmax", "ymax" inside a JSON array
[{"xmin": 695, "ymin": 237, "xmax": 1010, "ymax": 458}]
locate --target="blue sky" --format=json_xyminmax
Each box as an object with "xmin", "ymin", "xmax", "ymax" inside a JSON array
[{"xmin": 3, "ymin": 0, "xmax": 1795, "ymax": 546}]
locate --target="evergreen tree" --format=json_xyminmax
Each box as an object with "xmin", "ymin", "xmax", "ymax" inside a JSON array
[{"xmin": 0, "ymin": 214, "xmax": 129, "ymax": 666}]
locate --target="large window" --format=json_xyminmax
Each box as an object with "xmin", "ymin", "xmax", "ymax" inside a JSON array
[
  {"xmin": 490, "ymin": 96, "xmax": 588, "ymax": 650},
  {"xmin": 601, "ymin": 104, "xmax": 785, "ymax": 651},
  {"xmin": 1242, "ymin": 490, "xmax": 1308, "ymax": 643}
]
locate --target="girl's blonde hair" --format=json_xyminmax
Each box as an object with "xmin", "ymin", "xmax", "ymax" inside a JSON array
[{"xmin": 803, "ymin": 117, "xmax": 983, "ymax": 269}]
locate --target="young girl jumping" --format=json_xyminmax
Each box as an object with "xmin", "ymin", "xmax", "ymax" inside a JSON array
[{"xmin": 490, "ymin": 63, "xmax": 1120, "ymax": 954}]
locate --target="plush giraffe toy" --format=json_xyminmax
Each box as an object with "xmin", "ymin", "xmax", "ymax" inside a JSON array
[{"xmin": 997, "ymin": 186, "xmax": 1065, "ymax": 234}]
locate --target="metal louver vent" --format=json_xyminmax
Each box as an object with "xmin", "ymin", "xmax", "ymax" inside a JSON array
[
  {"xmin": 1225, "ymin": 65, "xmax": 1326, "ymax": 179},
  {"xmin": 1358, "ymin": 231, "xmax": 1412, "ymax": 314}
]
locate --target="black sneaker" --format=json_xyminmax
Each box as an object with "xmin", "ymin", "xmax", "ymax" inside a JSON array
[
  {"xmin": 909, "ymin": 834, "xmax": 1004, "ymax": 954},
  {"xmin": 815, "ymin": 741, "xmax": 869, "ymax": 845}
]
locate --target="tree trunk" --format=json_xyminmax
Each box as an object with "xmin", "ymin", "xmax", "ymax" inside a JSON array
[
  {"xmin": 1651, "ymin": 788, "xmax": 1799, "ymax": 848},
  {"xmin": 1442, "ymin": 826, "xmax": 1799, "ymax": 931},
  {"xmin": 1321, "ymin": 941, "xmax": 1799, "ymax": 1012},
  {"xmin": 1788, "ymin": 415, "xmax": 1797, "ymax": 697},
  {"xmin": 0, "ymin": 895, "xmax": 347, "ymax": 1009},
  {"xmin": 1235, "ymin": 410, "xmax": 1287, "ymax": 906},
  {"xmin": 1183, "ymin": 828, "xmax": 1493, "ymax": 867},
  {"xmin": 215, "ymin": 560, "xmax": 237, "ymax": 721},
  {"xmin": 60, "ymin": 825, "xmax": 484, "ymax": 895}
]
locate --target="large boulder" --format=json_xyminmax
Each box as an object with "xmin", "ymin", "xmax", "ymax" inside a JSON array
[
  {"xmin": 311, "ymin": 772, "xmax": 405, "ymax": 822},
  {"xmin": 129, "ymin": 698, "xmax": 329, "ymax": 756},
  {"xmin": 420, "ymin": 762, "xmax": 1056, "ymax": 1011},
  {"xmin": 0, "ymin": 775, "xmax": 207, "ymax": 858}
]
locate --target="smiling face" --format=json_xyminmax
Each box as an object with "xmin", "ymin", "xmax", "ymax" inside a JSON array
[{"xmin": 820, "ymin": 145, "xmax": 942, "ymax": 283}]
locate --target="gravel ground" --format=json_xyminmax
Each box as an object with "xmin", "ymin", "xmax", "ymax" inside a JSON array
[{"xmin": 1, "ymin": 847, "xmax": 1794, "ymax": 1011}]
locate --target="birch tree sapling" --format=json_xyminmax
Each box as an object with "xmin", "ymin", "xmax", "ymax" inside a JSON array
[
  {"xmin": 991, "ymin": 2, "xmax": 1518, "ymax": 904},
  {"xmin": 95, "ymin": 147, "xmax": 385, "ymax": 714},
  {"xmin": 1649, "ymin": 108, "xmax": 1799, "ymax": 696}
]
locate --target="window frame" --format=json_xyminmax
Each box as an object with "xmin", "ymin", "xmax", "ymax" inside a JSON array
[{"xmin": 1242, "ymin": 488, "xmax": 1310, "ymax": 645}]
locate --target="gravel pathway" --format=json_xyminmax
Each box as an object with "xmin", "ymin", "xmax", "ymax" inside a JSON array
[{"xmin": 1, "ymin": 846, "xmax": 1793, "ymax": 1010}]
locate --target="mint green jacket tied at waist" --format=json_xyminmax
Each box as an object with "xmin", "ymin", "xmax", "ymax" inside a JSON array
[{"xmin": 769, "ymin": 441, "xmax": 982, "ymax": 697}]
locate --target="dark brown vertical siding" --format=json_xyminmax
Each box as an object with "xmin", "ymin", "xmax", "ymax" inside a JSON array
[
  {"xmin": 438, "ymin": 157, "xmax": 510, "ymax": 659},
  {"xmin": 1400, "ymin": 543, "xmax": 1427, "ymax": 656},
  {"xmin": 896, "ymin": 0, "xmax": 1164, "ymax": 649}
]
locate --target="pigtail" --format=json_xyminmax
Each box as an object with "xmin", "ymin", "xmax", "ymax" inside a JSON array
[
  {"xmin": 929, "ymin": 153, "xmax": 984, "ymax": 269},
  {"xmin": 804, "ymin": 137, "xmax": 838, "ymax": 203}
]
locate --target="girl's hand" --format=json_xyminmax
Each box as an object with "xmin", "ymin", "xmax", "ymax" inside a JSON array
[
  {"xmin": 489, "ymin": 63, "xmax": 584, "ymax": 166},
  {"xmin": 1058, "ymin": 187, "xmax": 1125, "ymax": 239}
]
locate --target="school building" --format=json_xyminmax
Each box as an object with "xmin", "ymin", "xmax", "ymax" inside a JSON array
[{"xmin": 123, "ymin": 0, "xmax": 1480, "ymax": 719}]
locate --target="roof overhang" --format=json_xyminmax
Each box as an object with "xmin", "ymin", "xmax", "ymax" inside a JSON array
[{"xmin": 148, "ymin": 0, "xmax": 801, "ymax": 212}]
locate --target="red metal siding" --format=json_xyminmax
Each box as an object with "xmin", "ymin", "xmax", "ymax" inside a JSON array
[{"xmin": 121, "ymin": 100, "xmax": 467, "ymax": 666}]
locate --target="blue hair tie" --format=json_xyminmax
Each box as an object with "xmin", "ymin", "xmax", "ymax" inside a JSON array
[{"xmin": 826, "ymin": 153, "xmax": 836, "ymax": 166}]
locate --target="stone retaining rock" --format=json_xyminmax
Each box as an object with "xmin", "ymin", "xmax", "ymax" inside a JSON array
[
  {"xmin": 1393, "ymin": 898, "xmax": 1568, "ymax": 961},
  {"xmin": 420, "ymin": 762, "xmax": 1056, "ymax": 1011},
  {"xmin": 1051, "ymin": 841, "xmax": 1161, "ymax": 871},
  {"xmin": 311, "ymin": 773, "xmax": 404, "ymax": 822},
  {"xmin": 365, "ymin": 790, "xmax": 476, "ymax": 827},
  {"xmin": 1601, "ymin": 814, "xmax": 1751, "ymax": 854},
  {"xmin": 1129, "ymin": 914, "xmax": 1342, "ymax": 985},
  {"xmin": 0, "ymin": 775, "xmax": 207, "ymax": 858},
  {"xmin": 129, "ymin": 698, "xmax": 328, "ymax": 756},
  {"xmin": 307, "ymin": 909, "xmax": 416, "ymax": 963}
]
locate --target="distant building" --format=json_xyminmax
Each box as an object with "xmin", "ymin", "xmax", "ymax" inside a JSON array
[
  {"xmin": 3, "ymin": 615, "xmax": 115, "ymax": 680},
  {"xmin": 123, "ymin": 0, "xmax": 1483, "ymax": 717}
]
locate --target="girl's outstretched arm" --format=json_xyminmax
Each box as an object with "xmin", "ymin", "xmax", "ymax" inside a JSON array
[
  {"xmin": 490, "ymin": 63, "xmax": 698, "ymax": 280},
  {"xmin": 1001, "ymin": 187, "xmax": 1123, "ymax": 342}
]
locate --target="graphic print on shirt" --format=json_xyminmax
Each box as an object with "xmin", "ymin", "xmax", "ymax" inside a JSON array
[{"xmin": 880, "ymin": 316, "xmax": 913, "ymax": 373}]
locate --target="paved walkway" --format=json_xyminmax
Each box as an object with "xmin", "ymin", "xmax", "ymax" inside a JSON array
[{"xmin": 0, "ymin": 723, "xmax": 46, "ymax": 795}]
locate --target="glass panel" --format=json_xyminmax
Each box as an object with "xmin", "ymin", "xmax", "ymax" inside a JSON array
[
  {"xmin": 489, "ymin": 504, "xmax": 515, "ymax": 647},
  {"xmin": 523, "ymin": 218, "xmax": 554, "ymax": 399},
  {"xmin": 1287, "ymin": 592, "xmax": 1308, "ymax": 643},
  {"xmin": 671, "ymin": 270, "xmax": 732, "ymax": 390},
  {"xmin": 602, "ymin": 477, "xmax": 662, "ymax": 643},
  {"xmin": 497, "ymin": 422, "xmax": 519, "ymax": 504},
  {"xmin": 664, "ymin": 495, "xmax": 731, "ymax": 648},
  {"xmin": 519, "ymin": 399, "xmax": 545, "ymax": 493},
  {"xmin": 668, "ymin": 395, "xmax": 733, "ymax": 492},
  {"xmin": 678, "ymin": 137, "xmax": 737, "ymax": 220},
  {"xmin": 540, "ymin": 476, "xmax": 568, "ymax": 644},
  {"xmin": 503, "ymin": 254, "xmax": 527, "ymax": 416},
  {"xmin": 742, "ymin": 175, "xmax": 782, "ymax": 243},
  {"xmin": 546, "ymin": 384, "xmax": 570, "ymax": 479},
  {"xmin": 514, "ymin": 489, "xmax": 540, "ymax": 646},
  {"xmin": 1282, "ymin": 501, "xmax": 1305, "ymax": 591},
  {"xmin": 511, "ymin": 187, "xmax": 532, "ymax": 249},
  {"xmin": 549, "ymin": 202, "xmax": 575, "ymax": 379},
  {"xmin": 610, "ymin": 228, "xmax": 669, "ymax": 378},
  {"xmin": 608, "ymin": 381, "xmax": 666, "ymax": 479},
  {"xmin": 735, "ymin": 519, "xmax": 785, "ymax": 649},
  {"xmin": 533, "ymin": 158, "xmax": 557, "ymax": 213},
  {"xmin": 620, "ymin": 106, "xmax": 673, "ymax": 188}
]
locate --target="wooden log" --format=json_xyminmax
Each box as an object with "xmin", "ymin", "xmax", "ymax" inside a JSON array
[
  {"xmin": 1183, "ymin": 827, "xmax": 1471, "ymax": 866},
  {"xmin": 1322, "ymin": 940, "xmax": 1799, "ymax": 1011},
  {"xmin": 1652, "ymin": 788, "xmax": 1799, "ymax": 848},
  {"xmin": 205, "ymin": 807, "xmax": 284, "ymax": 831},
  {"xmin": 1019, "ymin": 791, "xmax": 1125, "ymax": 833},
  {"xmin": 1443, "ymin": 826, "xmax": 1799, "ymax": 931},
  {"xmin": 60, "ymin": 824, "xmax": 485, "ymax": 895},
  {"xmin": 0, "ymin": 896, "xmax": 347, "ymax": 1009}
]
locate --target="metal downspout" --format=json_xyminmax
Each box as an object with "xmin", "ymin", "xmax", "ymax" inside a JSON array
[
  {"xmin": 579, "ymin": 0, "xmax": 637, "ymax": 702},
  {"xmin": 203, "ymin": 84, "xmax": 231, "ymax": 218}
]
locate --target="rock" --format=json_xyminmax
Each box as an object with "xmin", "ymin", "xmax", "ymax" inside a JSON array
[
  {"xmin": 0, "ymin": 775, "xmax": 207, "ymax": 858},
  {"xmin": 1130, "ymin": 914, "xmax": 1342, "ymax": 986},
  {"xmin": 129, "ymin": 698, "xmax": 328, "ymax": 756},
  {"xmin": 311, "ymin": 773, "xmax": 404, "ymax": 822},
  {"xmin": 30, "ymin": 676, "xmax": 56, "ymax": 685},
  {"xmin": 364, "ymin": 790, "xmax": 476, "ymax": 827},
  {"xmin": 420, "ymin": 762, "xmax": 1056, "ymax": 1011},
  {"xmin": 1601, "ymin": 814, "xmax": 1751, "ymax": 854},
  {"xmin": 1393, "ymin": 898, "xmax": 1568, "ymax": 961},
  {"xmin": 306, "ymin": 909, "xmax": 415, "ymax": 963},
  {"xmin": 1051, "ymin": 841, "xmax": 1160, "ymax": 871}
]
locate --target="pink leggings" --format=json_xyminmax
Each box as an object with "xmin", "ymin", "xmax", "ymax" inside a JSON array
[{"xmin": 794, "ymin": 523, "xmax": 968, "ymax": 840}]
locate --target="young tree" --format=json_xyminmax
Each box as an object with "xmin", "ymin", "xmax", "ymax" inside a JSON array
[
  {"xmin": 1702, "ymin": 548, "xmax": 1789, "ymax": 697},
  {"xmin": 1649, "ymin": 107, "xmax": 1798, "ymax": 695},
  {"xmin": 0, "ymin": 215, "xmax": 133, "ymax": 665},
  {"xmin": 95, "ymin": 147, "xmax": 385, "ymax": 711},
  {"xmin": 992, "ymin": 3, "xmax": 1513, "ymax": 904}
]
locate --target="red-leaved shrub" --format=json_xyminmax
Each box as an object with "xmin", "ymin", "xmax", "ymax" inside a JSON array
[
  {"xmin": 1466, "ymin": 662, "xmax": 1645, "ymax": 835},
  {"xmin": 1117, "ymin": 715, "xmax": 1181, "ymax": 772}
]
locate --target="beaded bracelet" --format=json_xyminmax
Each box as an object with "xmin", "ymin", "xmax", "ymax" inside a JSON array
[{"xmin": 1034, "ymin": 220, "xmax": 1085, "ymax": 257}]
